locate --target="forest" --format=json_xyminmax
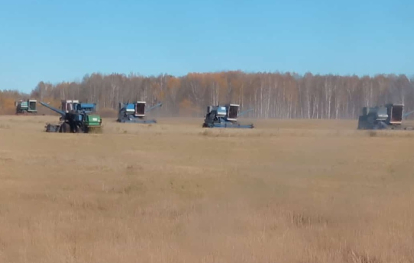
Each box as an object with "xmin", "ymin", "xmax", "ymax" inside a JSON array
[{"xmin": 1, "ymin": 71, "xmax": 413, "ymax": 119}]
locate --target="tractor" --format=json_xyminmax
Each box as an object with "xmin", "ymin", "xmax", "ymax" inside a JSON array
[
  {"xmin": 357, "ymin": 103, "xmax": 414, "ymax": 130},
  {"xmin": 202, "ymin": 103, "xmax": 254, "ymax": 128},
  {"xmin": 117, "ymin": 101, "xmax": 162, "ymax": 123},
  {"xmin": 15, "ymin": 99, "xmax": 37, "ymax": 114},
  {"xmin": 39, "ymin": 101, "xmax": 102, "ymax": 133}
]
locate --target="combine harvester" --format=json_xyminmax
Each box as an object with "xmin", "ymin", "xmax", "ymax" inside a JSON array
[
  {"xmin": 117, "ymin": 101, "xmax": 162, "ymax": 124},
  {"xmin": 15, "ymin": 99, "xmax": 37, "ymax": 115},
  {"xmin": 39, "ymin": 101, "xmax": 102, "ymax": 133},
  {"xmin": 357, "ymin": 103, "xmax": 414, "ymax": 130},
  {"xmin": 202, "ymin": 103, "xmax": 254, "ymax": 128}
]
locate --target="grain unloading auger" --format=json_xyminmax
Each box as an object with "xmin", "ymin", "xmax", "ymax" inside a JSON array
[
  {"xmin": 39, "ymin": 101, "xmax": 102, "ymax": 133},
  {"xmin": 202, "ymin": 104, "xmax": 254, "ymax": 128},
  {"xmin": 117, "ymin": 101, "xmax": 162, "ymax": 123},
  {"xmin": 357, "ymin": 103, "xmax": 414, "ymax": 130}
]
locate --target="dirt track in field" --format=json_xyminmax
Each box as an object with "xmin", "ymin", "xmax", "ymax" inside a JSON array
[{"xmin": 1, "ymin": 115, "xmax": 414, "ymax": 263}]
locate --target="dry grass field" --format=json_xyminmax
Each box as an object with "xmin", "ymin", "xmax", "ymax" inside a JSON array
[{"xmin": 1, "ymin": 115, "xmax": 414, "ymax": 263}]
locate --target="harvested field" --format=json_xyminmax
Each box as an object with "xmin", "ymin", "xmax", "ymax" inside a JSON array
[{"xmin": 1, "ymin": 115, "xmax": 414, "ymax": 263}]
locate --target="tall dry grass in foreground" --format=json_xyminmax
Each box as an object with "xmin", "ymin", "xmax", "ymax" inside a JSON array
[{"xmin": 1, "ymin": 116, "xmax": 414, "ymax": 262}]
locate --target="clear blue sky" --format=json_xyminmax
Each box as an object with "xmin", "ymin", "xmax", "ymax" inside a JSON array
[{"xmin": 0, "ymin": 0, "xmax": 413, "ymax": 93}]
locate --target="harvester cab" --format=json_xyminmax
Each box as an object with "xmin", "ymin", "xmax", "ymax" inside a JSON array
[
  {"xmin": 39, "ymin": 101, "xmax": 102, "ymax": 133},
  {"xmin": 15, "ymin": 99, "xmax": 37, "ymax": 114},
  {"xmin": 386, "ymin": 103, "xmax": 403, "ymax": 124},
  {"xmin": 203, "ymin": 104, "xmax": 254, "ymax": 128},
  {"xmin": 135, "ymin": 101, "xmax": 146, "ymax": 117},
  {"xmin": 117, "ymin": 101, "xmax": 162, "ymax": 124},
  {"xmin": 61, "ymin": 100, "xmax": 80, "ymax": 113},
  {"xmin": 358, "ymin": 103, "xmax": 404, "ymax": 130}
]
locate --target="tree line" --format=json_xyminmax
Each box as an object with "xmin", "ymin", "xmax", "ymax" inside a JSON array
[{"xmin": 1, "ymin": 71, "xmax": 413, "ymax": 119}]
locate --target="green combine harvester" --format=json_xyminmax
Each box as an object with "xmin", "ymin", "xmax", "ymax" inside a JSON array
[
  {"xmin": 39, "ymin": 101, "xmax": 102, "ymax": 133},
  {"xmin": 15, "ymin": 99, "xmax": 37, "ymax": 114}
]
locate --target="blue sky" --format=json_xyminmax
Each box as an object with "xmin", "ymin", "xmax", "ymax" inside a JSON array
[{"xmin": 0, "ymin": 0, "xmax": 413, "ymax": 93}]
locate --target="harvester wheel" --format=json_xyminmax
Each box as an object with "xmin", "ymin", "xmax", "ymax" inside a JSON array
[{"xmin": 59, "ymin": 123, "xmax": 71, "ymax": 133}]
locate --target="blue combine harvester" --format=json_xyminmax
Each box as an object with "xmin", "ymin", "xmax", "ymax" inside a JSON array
[
  {"xmin": 117, "ymin": 101, "xmax": 162, "ymax": 123},
  {"xmin": 357, "ymin": 103, "xmax": 414, "ymax": 130},
  {"xmin": 202, "ymin": 103, "xmax": 254, "ymax": 128}
]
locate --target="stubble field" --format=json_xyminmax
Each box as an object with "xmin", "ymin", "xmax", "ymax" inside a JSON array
[{"xmin": 1, "ymin": 115, "xmax": 414, "ymax": 263}]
